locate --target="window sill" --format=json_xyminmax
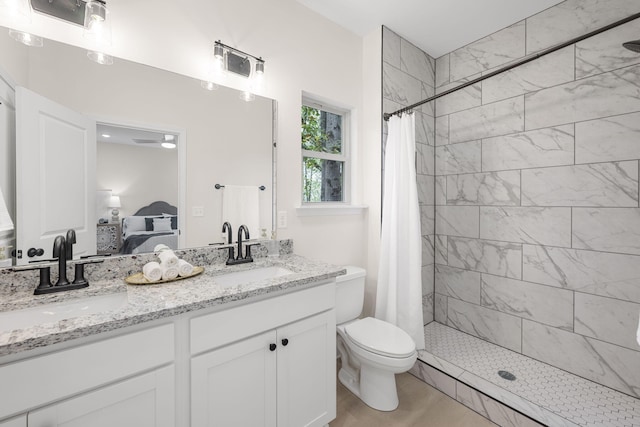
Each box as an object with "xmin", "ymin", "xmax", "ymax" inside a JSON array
[{"xmin": 295, "ymin": 205, "xmax": 368, "ymax": 217}]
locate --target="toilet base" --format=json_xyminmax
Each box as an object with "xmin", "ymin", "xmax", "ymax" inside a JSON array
[{"xmin": 338, "ymin": 364, "xmax": 400, "ymax": 412}]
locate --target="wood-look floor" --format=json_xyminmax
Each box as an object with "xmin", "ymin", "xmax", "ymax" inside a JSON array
[{"xmin": 330, "ymin": 371, "xmax": 497, "ymax": 427}]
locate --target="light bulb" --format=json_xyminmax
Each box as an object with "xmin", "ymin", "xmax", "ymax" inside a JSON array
[{"xmin": 161, "ymin": 142, "xmax": 176, "ymax": 149}]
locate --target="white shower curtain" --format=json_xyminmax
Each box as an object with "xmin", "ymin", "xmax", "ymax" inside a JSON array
[{"xmin": 375, "ymin": 113, "xmax": 425, "ymax": 350}]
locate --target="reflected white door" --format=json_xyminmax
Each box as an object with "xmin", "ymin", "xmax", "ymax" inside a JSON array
[{"xmin": 16, "ymin": 86, "xmax": 96, "ymax": 264}]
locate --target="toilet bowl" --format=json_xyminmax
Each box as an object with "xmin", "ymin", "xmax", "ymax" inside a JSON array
[{"xmin": 335, "ymin": 267, "xmax": 417, "ymax": 411}]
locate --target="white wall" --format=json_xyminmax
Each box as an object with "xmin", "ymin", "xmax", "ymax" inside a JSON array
[
  {"xmin": 96, "ymin": 142, "xmax": 178, "ymax": 219},
  {"xmin": 0, "ymin": 0, "xmax": 374, "ymax": 268}
]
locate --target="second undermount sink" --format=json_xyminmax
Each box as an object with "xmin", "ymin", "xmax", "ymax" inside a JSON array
[
  {"xmin": 213, "ymin": 266, "xmax": 294, "ymax": 288},
  {"xmin": 0, "ymin": 292, "xmax": 129, "ymax": 334}
]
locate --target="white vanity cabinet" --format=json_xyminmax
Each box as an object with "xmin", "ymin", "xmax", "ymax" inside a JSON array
[
  {"xmin": 190, "ymin": 283, "xmax": 336, "ymax": 427},
  {"xmin": 28, "ymin": 365, "xmax": 175, "ymax": 427},
  {"xmin": 0, "ymin": 324, "xmax": 175, "ymax": 426}
]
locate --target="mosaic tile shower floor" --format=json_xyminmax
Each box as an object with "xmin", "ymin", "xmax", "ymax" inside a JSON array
[{"xmin": 420, "ymin": 323, "xmax": 640, "ymax": 426}]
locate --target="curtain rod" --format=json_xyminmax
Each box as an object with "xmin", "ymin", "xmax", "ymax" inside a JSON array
[{"xmin": 384, "ymin": 11, "xmax": 640, "ymax": 121}]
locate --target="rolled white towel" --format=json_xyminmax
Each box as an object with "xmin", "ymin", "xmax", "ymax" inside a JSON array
[
  {"xmin": 157, "ymin": 249, "xmax": 179, "ymax": 267},
  {"xmin": 143, "ymin": 261, "xmax": 162, "ymax": 282},
  {"xmin": 161, "ymin": 262, "xmax": 179, "ymax": 281},
  {"xmin": 177, "ymin": 259, "xmax": 194, "ymax": 277},
  {"xmin": 154, "ymin": 244, "xmax": 170, "ymax": 252}
]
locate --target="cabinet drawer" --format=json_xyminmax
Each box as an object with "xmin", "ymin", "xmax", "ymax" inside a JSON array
[
  {"xmin": 0, "ymin": 323, "xmax": 174, "ymax": 420},
  {"xmin": 190, "ymin": 282, "xmax": 335, "ymax": 355}
]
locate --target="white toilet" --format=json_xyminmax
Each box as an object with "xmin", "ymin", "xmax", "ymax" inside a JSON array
[{"xmin": 335, "ymin": 266, "xmax": 417, "ymax": 411}]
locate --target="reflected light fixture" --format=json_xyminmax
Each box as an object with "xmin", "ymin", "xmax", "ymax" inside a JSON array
[
  {"xmin": 201, "ymin": 80, "xmax": 219, "ymax": 91},
  {"xmin": 9, "ymin": 29, "xmax": 43, "ymax": 46},
  {"xmin": 161, "ymin": 135, "xmax": 176, "ymax": 149},
  {"xmin": 240, "ymin": 91, "xmax": 255, "ymax": 102},
  {"xmin": 87, "ymin": 50, "xmax": 113, "ymax": 65},
  {"xmin": 2, "ymin": 0, "xmax": 43, "ymax": 47}
]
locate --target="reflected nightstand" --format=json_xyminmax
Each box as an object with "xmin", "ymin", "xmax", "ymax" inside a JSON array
[{"xmin": 97, "ymin": 223, "xmax": 122, "ymax": 254}]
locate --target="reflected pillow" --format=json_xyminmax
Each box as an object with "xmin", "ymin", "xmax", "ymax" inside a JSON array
[
  {"xmin": 124, "ymin": 216, "xmax": 146, "ymax": 233},
  {"xmin": 162, "ymin": 213, "xmax": 178, "ymax": 230},
  {"xmin": 144, "ymin": 216, "xmax": 162, "ymax": 231},
  {"xmin": 153, "ymin": 217, "xmax": 172, "ymax": 232}
]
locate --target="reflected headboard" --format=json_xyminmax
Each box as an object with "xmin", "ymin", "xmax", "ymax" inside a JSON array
[{"xmin": 133, "ymin": 201, "xmax": 177, "ymax": 216}]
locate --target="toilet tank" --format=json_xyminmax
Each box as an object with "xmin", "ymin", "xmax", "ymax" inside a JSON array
[{"xmin": 335, "ymin": 266, "xmax": 367, "ymax": 324}]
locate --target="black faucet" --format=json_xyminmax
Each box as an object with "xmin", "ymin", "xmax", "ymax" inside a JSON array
[
  {"xmin": 52, "ymin": 235, "xmax": 70, "ymax": 286},
  {"xmin": 19, "ymin": 234, "xmax": 101, "ymax": 295},
  {"xmin": 65, "ymin": 229, "xmax": 76, "ymax": 261},
  {"xmin": 237, "ymin": 225, "xmax": 249, "ymax": 260},
  {"xmin": 225, "ymin": 225, "xmax": 254, "ymax": 265},
  {"xmin": 222, "ymin": 222, "xmax": 235, "ymax": 262}
]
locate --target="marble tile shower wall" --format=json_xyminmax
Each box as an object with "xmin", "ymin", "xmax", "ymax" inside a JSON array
[
  {"xmin": 382, "ymin": 27, "xmax": 436, "ymax": 324},
  {"xmin": 433, "ymin": 0, "xmax": 640, "ymax": 398}
]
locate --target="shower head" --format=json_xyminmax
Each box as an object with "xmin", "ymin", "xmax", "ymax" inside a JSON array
[{"xmin": 623, "ymin": 40, "xmax": 640, "ymax": 53}]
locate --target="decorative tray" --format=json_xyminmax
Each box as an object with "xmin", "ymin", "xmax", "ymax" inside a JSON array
[{"xmin": 125, "ymin": 266, "xmax": 205, "ymax": 285}]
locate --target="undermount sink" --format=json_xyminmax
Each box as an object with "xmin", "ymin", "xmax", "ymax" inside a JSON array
[
  {"xmin": 213, "ymin": 266, "xmax": 294, "ymax": 288},
  {"xmin": 0, "ymin": 292, "xmax": 128, "ymax": 333}
]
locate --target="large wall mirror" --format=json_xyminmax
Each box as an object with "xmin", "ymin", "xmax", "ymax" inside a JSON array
[{"xmin": 0, "ymin": 28, "xmax": 276, "ymax": 265}]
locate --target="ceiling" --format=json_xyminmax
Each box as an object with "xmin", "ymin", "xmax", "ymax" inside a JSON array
[
  {"xmin": 97, "ymin": 124, "xmax": 178, "ymax": 149},
  {"xmin": 296, "ymin": 0, "xmax": 565, "ymax": 58}
]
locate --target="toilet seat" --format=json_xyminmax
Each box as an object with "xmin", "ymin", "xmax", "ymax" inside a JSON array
[{"xmin": 345, "ymin": 317, "xmax": 415, "ymax": 358}]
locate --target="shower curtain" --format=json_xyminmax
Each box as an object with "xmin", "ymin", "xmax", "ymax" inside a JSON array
[{"xmin": 375, "ymin": 113, "xmax": 425, "ymax": 350}]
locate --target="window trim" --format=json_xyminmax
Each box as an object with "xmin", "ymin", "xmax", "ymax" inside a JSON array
[{"xmin": 301, "ymin": 97, "xmax": 351, "ymax": 205}]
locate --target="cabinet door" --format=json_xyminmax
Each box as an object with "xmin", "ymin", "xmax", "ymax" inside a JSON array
[
  {"xmin": 0, "ymin": 415, "xmax": 26, "ymax": 427},
  {"xmin": 28, "ymin": 365, "xmax": 174, "ymax": 427},
  {"xmin": 277, "ymin": 310, "xmax": 336, "ymax": 427},
  {"xmin": 191, "ymin": 331, "xmax": 277, "ymax": 427}
]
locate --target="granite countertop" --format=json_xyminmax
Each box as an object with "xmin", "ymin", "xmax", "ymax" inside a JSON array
[{"xmin": 0, "ymin": 254, "xmax": 345, "ymax": 357}]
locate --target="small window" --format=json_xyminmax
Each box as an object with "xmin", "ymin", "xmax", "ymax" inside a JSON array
[{"xmin": 301, "ymin": 99, "xmax": 349, "ymax": 203}]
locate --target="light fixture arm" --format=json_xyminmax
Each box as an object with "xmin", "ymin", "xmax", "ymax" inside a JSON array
[{"xmin": 215, "ymin": 40, "xmax": 265, "ymax": 65}]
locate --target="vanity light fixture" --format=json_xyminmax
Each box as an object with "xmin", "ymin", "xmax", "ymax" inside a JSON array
[
  {"xmin": 2, "ymin": 0, "xmax": 43, "ymax": 47},
  {"xmin": 211, "ymin": 40, "xmax": 265, "ymax": 77},
  {"xmin": 84, "ymin": 0, "xmax": 112, "ymax": 65}
]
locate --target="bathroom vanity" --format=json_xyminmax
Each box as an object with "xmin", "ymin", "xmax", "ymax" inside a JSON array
[{"xmin": 0, "ymin": 252, "xmax": 341, "ymax": 426}]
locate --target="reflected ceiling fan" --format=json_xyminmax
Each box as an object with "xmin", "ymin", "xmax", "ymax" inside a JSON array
[{"xmin": 132, "ymin": 134, "xmax": 177, "ymax": 149}]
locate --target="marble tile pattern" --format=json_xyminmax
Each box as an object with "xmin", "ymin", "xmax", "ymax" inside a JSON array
[
  {"xmin": 575, "ymin": 111, "xmax": 640, "ymax": 164},
  {"xmin": 435, "ymin": 205, "xmax": 479, "ymax": 239},
  {"xmin": 0, "ymin": 242, "xmax": 342, "ymax": 357},
  {"xmin": 480, "ymin": 207, "xmax": 572, "ymax": 247},
  {"xmin": 521, "ymin": 162, "xmax": 638, "ymax": 207},
  {"xmin": 481, "ymin": 125, "xmax": 575, "ymax": 172},
  {"xmin": 417, "ymin": 323, "xmax": 640, "ymax": 426},
  {"xmin": 480, "ymin": 274, "xmax": 574, "ymax": 330},
  {"xmin": 449, "ymin": 22, "xmax": 525, "ymax": 82},
  {"xmin": 424, "ymin": 0, "xmax": 640, "ymax": 401}
]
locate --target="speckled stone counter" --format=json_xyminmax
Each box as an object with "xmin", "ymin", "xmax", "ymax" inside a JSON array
[{"xmin": 0, "ymin": 240, "xmax": 344, "ymax": 357}]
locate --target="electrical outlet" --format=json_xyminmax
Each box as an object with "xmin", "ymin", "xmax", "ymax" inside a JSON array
[
  {"xmin": 277, "ymin": 211, "xmax": 287, "ymax": 229},
  {"xmin": 192, "ymin": 206, "xmax": 204, "ymax": 217}
]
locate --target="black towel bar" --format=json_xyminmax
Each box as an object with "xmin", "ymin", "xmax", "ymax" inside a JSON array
[{"xmin": 215, "ymin": 184, "xmax": 266, "ymax": 191}]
